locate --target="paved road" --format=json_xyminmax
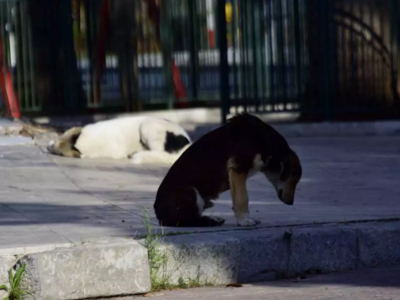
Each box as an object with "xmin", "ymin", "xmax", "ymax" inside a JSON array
[
  {"xmin": 1, "ymin": 136, "xmax": 400, "ymax": 253},
  {"xmin": 133, "ymin": 267, "xmax": 400, "ymax": 300}
]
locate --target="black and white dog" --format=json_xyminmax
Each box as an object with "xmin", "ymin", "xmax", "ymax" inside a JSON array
[{"xmin": 47, "ymin": 116, "xmax": 191, "ymax": 164}]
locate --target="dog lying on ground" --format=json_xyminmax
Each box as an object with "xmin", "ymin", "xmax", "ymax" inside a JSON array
[
  {"xmin": 154, "ymin": 113, "xmax": 302, "ymax": 227},
  {"xmin": 47, "ymin": 116, "xmax": 191, "ymax": 164}
]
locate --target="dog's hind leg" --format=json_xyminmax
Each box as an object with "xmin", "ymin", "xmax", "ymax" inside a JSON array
[{"xmin": 155, "ymin": 187, "xmax": 225, "ymax": 227}]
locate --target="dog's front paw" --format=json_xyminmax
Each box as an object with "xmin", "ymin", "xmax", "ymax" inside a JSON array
[
  {"xmin": 237, "ymin": 217, "xmax": 261, "ymax": 227},
  {"xmin": 131, "ymin": 153, "xmax": 144, "ymax": 164}
]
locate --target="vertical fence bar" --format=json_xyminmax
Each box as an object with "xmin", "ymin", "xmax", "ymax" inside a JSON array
[
  {"xmin": 0, "ymin": 3, "xmax": 2, "ymax": 111},
  {"xmin": 188, "ymin": 0, "xmax": 198, "ymax": 100},
  {"xmin": 84, "ymin": 0, "xmax": 93, "ymax": 107},
  {"xmin": 369, "ymin": 1, "xmax": 376, "ymax": 102},
  {"xmin": 160, "ymin": 0, "xmax": 175, "ymax": 109},
  {"xmin": 359, "ymin": 2, "xmax": 366, "ymax": 103},
  {"xmin": 390, "ymin": 0, "xmax": 399, "ymax": 106},
  {"xmin": 0, "ymin": 2, "xmax": 6, "ymax": 110},
  {"xmin": 20, "ymin": 1, "xmax": 30, "ymax": 110},
  {"xmin": 267, "ymin": 0, "xmax": 274, "ymax": 108},
  {"xmin": 276, "ymin": 0, "xmax": 286, "ymax": 109},
  {"xmin": 293, "ymin": 0, "xmax": 302, "ymax": 107},
  {"xmin": 26, "ymin": 1, "xmax": 37, "ymax": 109},
  {"xmin": 379, "ymin": 4, "xmax": 385, "ymax": 102},
  {"xmin": 232, "ymin": 0, "xmax": 239, "ymax": 112},
  {"xmin": 244, "ymin": 0, "xmax": 252, "ymax": 110},
  {"xmin": 340, "ymin": 1, "xmax": 347, "ymax": 104},
  {"xmin": 259, "ymin": 0, "xmax": 267, "ymax": 111},
  {"xmin": 60, "ymin": 0, "xmax": 79, "ymax": 113},
  {"xmin": 251, "ymin": 0, "xmax": 259, "ymax": 110},
  {"xmin": 217, "ymin": 0, "xmax": 229, "ymax": 123},
  {"xmin": 239, "ymin": 0, "xmax": 248, "ymax": 111},
  {"xmin": 321, "ymin": 0, "xmax": 332, "ymax": 120}
]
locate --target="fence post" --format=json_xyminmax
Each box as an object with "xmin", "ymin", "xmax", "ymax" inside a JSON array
[
  {"xmin": 59, "ymin": 0, "xmax": 81, "ymax": 114},
  {"xmin": 217, "ymin": 0, "xmax": 229, "ymax": 124},
  {"xmin": 390, "ymin": 0, "xmax": 399, "ymax": 106},
  {"xmin": 320, "ymin": 0, "xmax": 334, "ymax": 121},
  {"xmin": 188, "ymin": 0, "xmax": 198, "ymax": 100},
  {"xmin": 293, "ymin": 0, "xmax": 303, "ymax": 106},
  {"xmin": 160, "ymin": 0, "xmax": 175, "ymax": 109}
]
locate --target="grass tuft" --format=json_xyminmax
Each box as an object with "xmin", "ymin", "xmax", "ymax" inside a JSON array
[{"xmin": 0, "ymin": 264, "xmax": 28, "ymax": 300}]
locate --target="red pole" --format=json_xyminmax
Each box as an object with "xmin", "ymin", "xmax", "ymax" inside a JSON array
[
  {"xmin": 0, "ymin": 30, "xmax": 20, "ymax": 119},
  {"xmin": 147, "ymin": 0, "xmax": 186, "ymax": 100}
]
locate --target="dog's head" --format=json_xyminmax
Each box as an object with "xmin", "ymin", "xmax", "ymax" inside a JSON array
[{"xmin": 261, "ymin": 150, "xmax": 302, "ymax": 205}]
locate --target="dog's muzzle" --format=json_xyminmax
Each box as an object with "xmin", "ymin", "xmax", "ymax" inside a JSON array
[{"xmin": 278, "ymin": 189, "xmax": 294, "ymax": 205}]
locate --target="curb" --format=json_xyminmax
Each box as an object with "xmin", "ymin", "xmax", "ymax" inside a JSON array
[
  {"xmin": 1, "ymin": 222, "xmax": 400, "ymax": 300},
  {"xmin": 1, "ymin": 239, "xmax": 151, "ymax": 300},
  {"xmin": 154, "ymin": 221, "xmax": 400, "ymax": 285}
]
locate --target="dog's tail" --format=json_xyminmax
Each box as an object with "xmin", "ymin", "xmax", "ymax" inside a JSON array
[
  {"xmin": 130, "ymin": 144, "xmax": 190, "ymax": 165},
  {"xmin": 47, "ymin": 127, "xmax": 83, "ymax": 158}
]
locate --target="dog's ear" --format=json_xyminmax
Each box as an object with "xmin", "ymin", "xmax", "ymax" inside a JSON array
[{"xmin": 279, "ymin": 160, "xmax": 292, "ymax": 182}]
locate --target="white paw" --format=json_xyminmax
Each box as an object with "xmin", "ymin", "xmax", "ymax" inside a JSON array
[
  {"xmin": 131, "ymin": 152, "xmax": 151, "ymax": 164},
  {"xmin": 237, "ymin": 217, "xmax": 261, "ymax": 227},
  {"xmin": 131, "ymin": 154, "xmax": 143, "ymax": 165}
]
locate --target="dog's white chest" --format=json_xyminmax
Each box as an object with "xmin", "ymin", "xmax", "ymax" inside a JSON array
[{"xmin": 248, "ymin": 154, "xmax": 265, "ymax": 178}]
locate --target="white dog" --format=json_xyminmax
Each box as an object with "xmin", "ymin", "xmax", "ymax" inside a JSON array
[{"xmin": 47, "ymin": 116, "xmax": 191, "ymax": 164}]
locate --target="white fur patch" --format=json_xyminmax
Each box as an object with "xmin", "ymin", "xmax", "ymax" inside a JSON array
[
  {"xmin": 194, "ymin": 188, "xmax": 205, "ymax": 215},
  {"xmin": 248, "ymin": 154, "xmax": 265, "ymax": 178},
  {"xmin": 130, "ymin": 151, "xmax": 180, "ymax": 165},
  {"xmin": 237, "ymin": 215, "xmax": 261, "ymax": 227},
  {"xmin": 47, "ymin": 140, "xmax": 56, "ymax": 155},
  {"xmin": 130, "ymin": 144, "xmax": 190, "ymax": 165}
]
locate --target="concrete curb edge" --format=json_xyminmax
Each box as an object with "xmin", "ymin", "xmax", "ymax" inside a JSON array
[{"xmin": 2, "ymin": 221, "xmax": 399, "ymax": 300}]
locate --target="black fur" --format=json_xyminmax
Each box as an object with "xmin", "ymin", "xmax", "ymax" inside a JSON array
[{"xmin": 164, "ymin": 131, "xmax": 190, "ymax": 153}]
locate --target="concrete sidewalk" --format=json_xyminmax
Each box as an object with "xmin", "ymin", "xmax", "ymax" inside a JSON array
[
  {"xmin": 1, "ymin": 135, "xmax": 400, "ymax": 299},
  {"xmin": 2, "ymin": 136, "xmax": 400, "ymax": 250}
]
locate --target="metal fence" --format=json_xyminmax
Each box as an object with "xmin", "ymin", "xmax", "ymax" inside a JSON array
[
  {"xmin": 0, "ymin": 0, "xmax": 399, "ymax": 121},
  {"xmin": 72, "ymin": 0, "xmax": 225, "ymax": 113},
  {"xmin": 219, "ymin": 0, "xmax": 400, "ymax": 122},
  {"xmin": 0, "ymin": 0, "xmax": 227, "ymax": 115}
]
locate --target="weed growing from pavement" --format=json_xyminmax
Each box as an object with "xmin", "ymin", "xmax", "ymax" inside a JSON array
[
  {"xmin": 0, "ymin": 264, "xmax": 28, "ymax": 300},
  {"xmin": 141, "ymin": 208, "xmax": 212, "ymax": 292}
]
